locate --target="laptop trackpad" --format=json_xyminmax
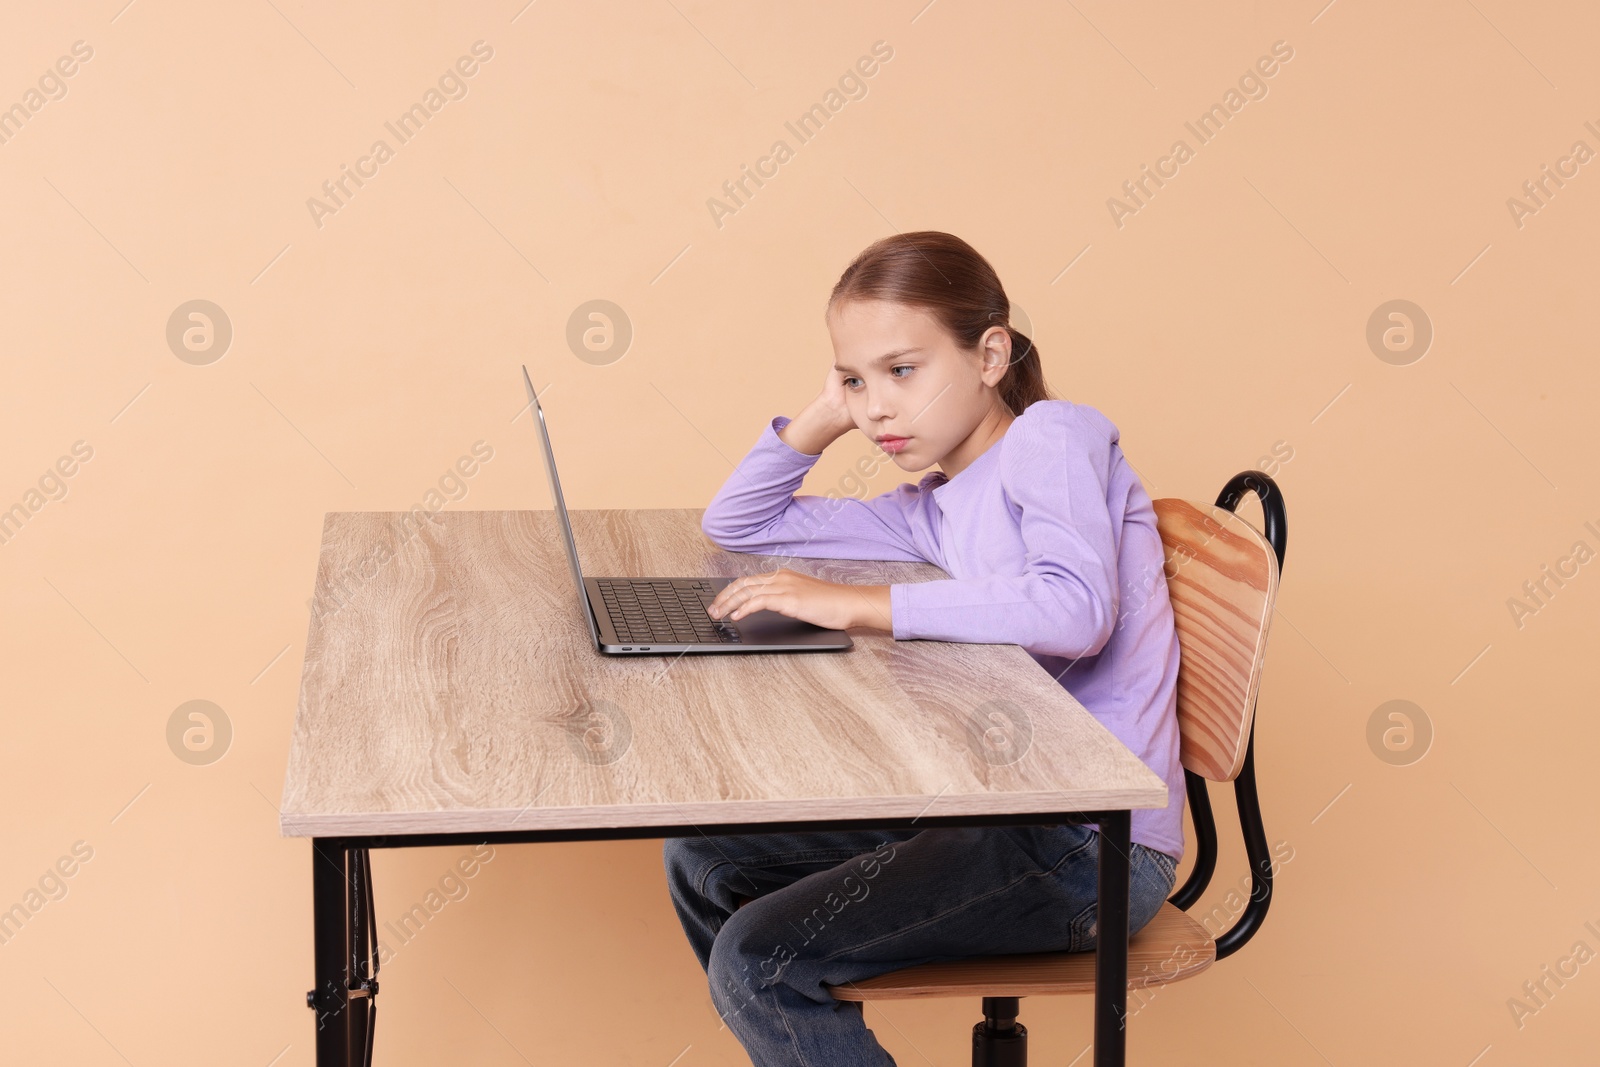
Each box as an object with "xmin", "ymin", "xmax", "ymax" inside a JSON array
[{"xmin": 734, "ymin": 607, "xmax": 851, "ymax": 646}]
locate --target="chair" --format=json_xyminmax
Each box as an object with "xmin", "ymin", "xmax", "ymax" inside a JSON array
[{"xmin": 828, "ymin": 471, "xmax": 1288, "ymax": 1066}]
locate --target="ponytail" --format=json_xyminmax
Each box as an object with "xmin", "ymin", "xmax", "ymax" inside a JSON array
[{"xmin": 999, "ymin": 326, "xmax": 1051, "ymax": 417}]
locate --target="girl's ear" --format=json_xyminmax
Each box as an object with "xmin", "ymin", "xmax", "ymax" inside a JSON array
[{"xmin": 977, "ymin": 326, "xmax": 1012, "ymax": 384}]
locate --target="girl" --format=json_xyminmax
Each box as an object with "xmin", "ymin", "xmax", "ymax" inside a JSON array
[{"xmin": 663, "ymin": 231, "xmax": 1186, "ymax": 1066}]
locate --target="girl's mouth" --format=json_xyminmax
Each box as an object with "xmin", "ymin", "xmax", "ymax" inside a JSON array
[{"xmin": 877, "ymin": 436, "xmax": 909, "ymax": 454}]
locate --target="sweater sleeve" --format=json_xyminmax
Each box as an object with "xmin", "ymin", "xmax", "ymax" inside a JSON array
[
  {"xmin": 889, "ymin": 403, "xmax": 1121, "ymax": 659},
  {"xmin": 699, "ymin": 416, "xmax": 930, "ymax": 562}
]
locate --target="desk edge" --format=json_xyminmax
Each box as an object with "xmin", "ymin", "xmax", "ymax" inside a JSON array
[{"xmin": 279, "ymin": 785, "xmax": 1170, "ymax": 838}]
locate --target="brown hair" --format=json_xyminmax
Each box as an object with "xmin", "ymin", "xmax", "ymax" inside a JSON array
[{"xmin": 827, "ymin": 231, "xmax": 1055, "ymax": 417}]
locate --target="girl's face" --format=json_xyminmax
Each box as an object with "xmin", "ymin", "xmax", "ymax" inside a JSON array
[{"xmin": 825, "ymin": 298, "xmax": 1016, "ymax": 477}]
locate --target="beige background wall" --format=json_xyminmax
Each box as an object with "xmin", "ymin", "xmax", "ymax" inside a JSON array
[{"xmin": 2, "ymin": 1, "xmax": 1595, "ymax": 1063}]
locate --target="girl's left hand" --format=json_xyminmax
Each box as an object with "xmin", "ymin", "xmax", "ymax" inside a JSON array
[{"xmin": 707, "ymin": 569, "xmax": 884, "ymax": 632}]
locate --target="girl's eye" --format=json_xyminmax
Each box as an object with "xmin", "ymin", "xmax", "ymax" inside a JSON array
[{"xmin": 842, "ymin": 367, "xmax": 911, "ymax": 389}]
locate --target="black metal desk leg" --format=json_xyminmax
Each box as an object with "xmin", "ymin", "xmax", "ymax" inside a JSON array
[
  {"xmin": 1094, "ymin": 811, "xmax": 1131, "ymax": 1067},
  {"xmin": 311, "ymin": 839, "xmax": 352, "ymax": 1067}
]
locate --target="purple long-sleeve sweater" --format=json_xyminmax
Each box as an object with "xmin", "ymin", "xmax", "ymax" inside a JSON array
[{"xmin": 699, "ymin": 399, "xmax": 1186, "ymax": 861}]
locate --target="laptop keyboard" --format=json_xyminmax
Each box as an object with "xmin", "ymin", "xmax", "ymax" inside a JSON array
[{"xmin": 597, "ymin": 578, "xmax": 743, "ymax": 644}]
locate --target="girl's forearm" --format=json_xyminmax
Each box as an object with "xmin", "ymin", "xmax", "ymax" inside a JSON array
[
  {"xmin": 849, "ymin": 585, "xmax": 894, "ymax": 633},
  {"xmin": 779, "ymin": 406, "xmax": 845, "ymax": 456}
]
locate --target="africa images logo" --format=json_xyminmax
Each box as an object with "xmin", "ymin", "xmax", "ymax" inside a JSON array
[
  {"xmin": 1106, "ymin": 39, "xmax": 1295, "ymax": 228},
  {"xmin": 306, "ymin": 41, "xmax": 494, "ymax": 229}
]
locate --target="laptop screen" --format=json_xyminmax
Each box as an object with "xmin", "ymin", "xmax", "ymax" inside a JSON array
[{"xmin": 522, "ymin": 366, "xmax": 602, "ymax": 650}]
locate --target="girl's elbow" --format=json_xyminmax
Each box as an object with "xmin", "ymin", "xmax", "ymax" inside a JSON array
[
  {"xmin": 1039, "ymin": 584, "xmax": 1117, "ymax": 658},
  {"xmin": 1038, "ymin": 623, "xmax": 1112, "ymax": 660},
  {"xmin": 700, "ymin": 510, "xmax": 723, "ymax": 542},
  {"xmin": 700, "ymin": 511, "xmax": 739, "ymax": 549},
  {"xmin": 701, "ymin": 511, "xmax": 766, "ymax": 551},
  {"xmin": 1080, "ymin": 613, "xmax": 1116, "ymax": 657},
  {"xmin": 1083, "ymin": 592, "xmax": 1119, "ymax": 655}
]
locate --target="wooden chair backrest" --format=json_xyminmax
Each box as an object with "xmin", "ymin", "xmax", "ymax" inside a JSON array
[{"xmin": 1152, "ymin": 498, "xmax": 1279, "ymax": 782}]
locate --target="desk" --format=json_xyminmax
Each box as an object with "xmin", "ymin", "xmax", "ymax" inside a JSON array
[{"xmin": 279, "ymin": 508, "xmax": 1168, "ymax": 1066}]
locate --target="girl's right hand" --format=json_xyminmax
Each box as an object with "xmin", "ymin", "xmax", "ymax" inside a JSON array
[
  {"xmin": 781, "ymin": 368, "xmax": 858, "ymax": 455},
  {"xmin": 810, "ymin": 366, "xmax": 858, "ymax": 438}
]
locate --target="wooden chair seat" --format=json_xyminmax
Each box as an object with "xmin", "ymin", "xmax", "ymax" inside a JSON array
[{"xmin": 829, "ymin": 903, "xmax": 1215, "ymax": 1001}]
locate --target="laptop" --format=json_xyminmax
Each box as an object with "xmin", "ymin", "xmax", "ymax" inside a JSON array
[{"xmin": 521, "ymin": 366, "xmax": 854, "ymax": 656}]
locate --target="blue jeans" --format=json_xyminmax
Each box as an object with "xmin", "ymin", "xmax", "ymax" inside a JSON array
[{"xmin": 663, "ymin": 823, "xmax": 1178, "ymax": 1067}]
